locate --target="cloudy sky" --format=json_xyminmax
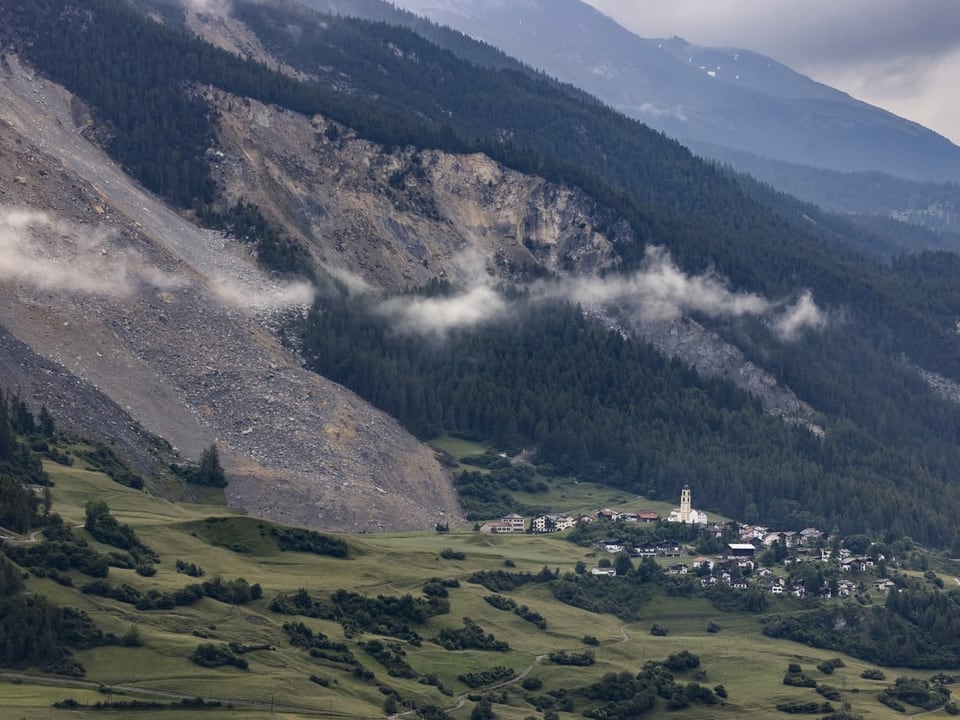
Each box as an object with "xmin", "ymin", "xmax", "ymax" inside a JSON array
[{"xmin": 584, "ymin": 0, "xmax": 960, "ymax": 144}]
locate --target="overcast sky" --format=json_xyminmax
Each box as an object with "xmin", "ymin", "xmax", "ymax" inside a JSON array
[{"xmin": 584, "ymin": 0, "xmax": 960, "ymax": 145}]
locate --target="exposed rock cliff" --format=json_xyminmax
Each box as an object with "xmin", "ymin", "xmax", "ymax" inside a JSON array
[{"xmin": 207, "ymin": 89, "xmax": 627, "ymax": 290}]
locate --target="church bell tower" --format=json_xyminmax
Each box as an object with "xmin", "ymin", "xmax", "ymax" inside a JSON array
[{"xmin": 680, "ymin": 484, "xmax": 692, "ymax": 523}]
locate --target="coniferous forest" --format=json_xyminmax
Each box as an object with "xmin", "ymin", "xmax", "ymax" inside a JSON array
[{"xmin": 301, "ymin": 296, "xmax": 960, "ymax": 546}]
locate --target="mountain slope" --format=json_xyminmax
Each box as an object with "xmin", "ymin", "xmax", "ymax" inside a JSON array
[
  {"xmin": 0, "ymin": 54, "xmax": 460, "ymax": 532},
  {"xmin": 693, "ymin": 141, "xmax": 960, "ymax": 244},
  {"xmin": 7, "ymin": 0, "xmax": 960, "ymax": 546},
  {"xmin": 392, "ymin": 0, "xmax": 960, "ymax": 182}
]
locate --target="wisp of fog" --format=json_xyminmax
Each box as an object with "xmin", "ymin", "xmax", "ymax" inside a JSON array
[{"xmin": 376, "ymin": 245, "xmax": 827, "ymax": 341}]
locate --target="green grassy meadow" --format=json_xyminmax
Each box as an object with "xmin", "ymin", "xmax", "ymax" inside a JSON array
[{"xmin": 0, "ymin": 457, "xmax": 953, "ymax": 719}]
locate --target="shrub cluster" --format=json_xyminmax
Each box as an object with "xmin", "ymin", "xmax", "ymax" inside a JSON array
[
  {"xmin": 176, "ymin": 560, "xmax": 205, "ymax": 577},
  {"xmin": 467, "ymin": 567, "xmax": 554, "ymax": 592},
  {"xmin": 282, "ymin": 622, "xmax": 356, "ymax": 666},
  {"xmin": 271, "ymin": 527, "xmax": 348, "ymax": 557},
  {"xmin": 548, "ymin": 650, "xmax": 595, "ymax": 666},
  {"xmin": 360, "ymin": 639, "xmax": 417, "ymax": 679},
  {"xmin": 458, "ymin": 666, "xmax": 516, "ymax": 689},
  {"xmin": 434, "ymin": 618, "xmax": 509, "ymax": 651},
  {"xmin": 775, "ymin": 701, "xmax": 834, "ymax": 714},
  {"xmin": 190, "ymin": 643, "xmax": 248, "ymax": 669}
]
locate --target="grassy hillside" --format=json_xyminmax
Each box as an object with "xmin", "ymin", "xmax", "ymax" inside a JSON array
[{"xmin": 2, "ymin": 457, "xmax": 958, "ymax": 719}]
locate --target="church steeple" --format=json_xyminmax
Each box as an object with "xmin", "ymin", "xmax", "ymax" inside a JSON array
[{"xmin": 680, "ymin": 484, "xmax": 692, "ymax": 522}]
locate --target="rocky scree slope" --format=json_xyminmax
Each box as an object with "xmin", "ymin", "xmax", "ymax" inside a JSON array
[
  {"xmin": 208, "ymin": 88, "xmax": 627, "ymax": 291},
  {"xmin": 208, "ymin": 89, "xmax": 819, "ymax": 426},
  {"xmin": 0, "ymin": 55, "xmax": 459, "ymax": 531}
]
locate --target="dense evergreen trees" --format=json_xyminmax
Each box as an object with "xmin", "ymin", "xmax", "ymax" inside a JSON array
[
  {"xmin": 0, "ymin": 557, "xmax": 111, "ymax": 676},
  {"xmin": 195, "ymin": 444, "xmax": 227, "ymax": 488},
  {"xmin": 0, "ymin": 392, "xmax": 49, "ymax": 487},
  {"xmin": 762, "ymin": 585, "xmax": 960, "ymax": 668},
  {"xmin": 84, "ymin": 498, "xmax": 158, "ymax": 565},
  {"xmin": 0, "ymin": 476, "xmax": 41, "ymax": 533},
  {"xmin": 302, "ymin": 297, "xmax": 960, "ymax": 545}
]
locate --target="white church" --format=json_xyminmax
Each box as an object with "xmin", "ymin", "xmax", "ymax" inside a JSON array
[{"xmin": 667, "ymin": 484, "xmax": 708, "ymax": 525}]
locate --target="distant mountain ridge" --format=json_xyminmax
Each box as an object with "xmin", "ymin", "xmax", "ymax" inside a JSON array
[{"xmin": 393, "ymin": 0, "xmax": 960, "ymax": 183}]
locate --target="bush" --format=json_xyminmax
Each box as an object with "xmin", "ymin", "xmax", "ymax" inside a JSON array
[
  {"xmin": 775, "ymin": 701, "xmax": 834, "ymax": 714},
  {"xmin": 271, "ymin": 527, "xmax": 347, "ymax": 557},
  {"xmin": 190, "ymin": 643, "xmax": 248, "ymax": 670},
  {"xmin": 434, "ymin": 618, "xmax": 508, "ymax": 651},
  {"xmin": 484, "ymin": 594, "xmax": 516, "ymax": 611},
  {"xmin": 663, "ymin": 650, "xmax": 700, "ymax": 672},
  {"xmin": 521, "ymin": 677, "xmax": 542, "ymax": 691},
  {"xmin": 440, "ymin": 548, "xmax": 466, "ymax": 560},
  {"xmin": 458, "ymin": 667, "xmax": 516, "ymax": 689},
  {"xmin": 121, "ymin": 626, "xmax": 143, "ymax": 647},
  {"xmin": 877, "ymin": 694, "xmax": 906, "ymax": 712},
  {"xmin": 783, "ymin": 664, "xmax": 817, "ymax": 688},
  {"xmin": 650, "ymin": 623, "xmax": 669, "ymax": 636},
  {"xmin": 860, "ymin": 668, "xmax": 886, "ymax": 680},
  {"xmin": 817, "ymin": 658, "xmax": 845, "ymax": 675},
  {"xmin": 467, "ymin": 569, "xmax": 550, "ymax": 592},
  {"xmin": 175, "ymin": 560, "xmax": 205, "ymax": 577},
  {"xmin": 582, "ymin": 634, "xmax": 600, "ymax": 646},
  {"xmin": 80, "ymin": 444, "xmax": 144, "ymax": 489},
  {"xmin": 548, "ymin": 650, "xmax": 594, "ymax": 666},
  {"xmin": 783, "ymin": 674, "xmax": 817, "ymax": 688},
  {"xmin": 817, "ymin": 684, "xmax": 842, "ymax": 701},
  {"xmin": 514, "ymin": 604, "xmax": 547, "ymax": 630}
]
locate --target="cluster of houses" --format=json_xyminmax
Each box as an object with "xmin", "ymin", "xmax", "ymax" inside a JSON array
[
  {"xmin": 478, "ymin": 484, "xmax": 710, "ymax": 534},
  {"xmin": 479, "ymin": 509, "xmax": 657, "ymax": 534},
  {"xmin": 477, "ymin": 485, "xmax": 897, "ymax": 599},
  {"xmin": 591, "ymin": 535, "xmax": 894, "ymax": 598}
]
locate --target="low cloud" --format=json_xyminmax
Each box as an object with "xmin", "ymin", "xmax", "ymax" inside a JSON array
[
  {"xmin": 210, "ymin": 276, "xmax": 315, "ymax": 310},
  {"xmin": 377, "ymin": 284, "xmax": 508, "ymax": 337},
  {"xmin": 774, "ymin": 290, "xmax": 827, "ymax": 341},
  {"xmin": 180, "ymin": 0, "xmax": 232, "ymax": 16},
  {"xmin": 377, "ymin": 244, "xmax": 826, "ymax": 341},
  {"xmin": 0, "ymin": 208, "xmax": 184, "ymax": 296},
  {"xmin": 321, "ymin": 263, "xmax": 373, "ymax": 296},
  {"xmin": 548, "ymin": 245, "xmax": 769, "ymax": 320},
  {"xmin": 0, "ymin": 207, "xmax": 315, "ymax": 313}
]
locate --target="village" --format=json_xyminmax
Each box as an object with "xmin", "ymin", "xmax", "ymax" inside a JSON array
[{"xmin": 478, "ymin": 485, "xmax": 897, "ymax": 600}]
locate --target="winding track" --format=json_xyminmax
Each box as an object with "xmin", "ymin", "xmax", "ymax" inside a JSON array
[{"xmin": 392, "ymin": 624, "xmax": 634, "ymax": 718}]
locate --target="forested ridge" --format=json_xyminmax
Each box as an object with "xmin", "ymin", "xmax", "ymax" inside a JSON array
[{"xmin": 7, "ymin": 0, "xmax": 960, "ymax": 545}]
